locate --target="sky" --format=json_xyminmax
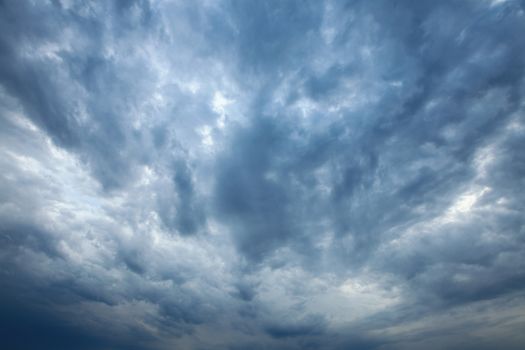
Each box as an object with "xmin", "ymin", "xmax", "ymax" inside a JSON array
[{"xmin": 0, "ymin": 0, "xmax": 525, "ymax": 349}]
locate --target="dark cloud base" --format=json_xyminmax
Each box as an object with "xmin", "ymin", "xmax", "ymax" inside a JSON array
[{"xmin": 1, "ymin": 0, "xmax": 525, "ymax": 349}]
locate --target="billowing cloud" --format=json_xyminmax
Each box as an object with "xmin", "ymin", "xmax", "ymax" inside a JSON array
[{"xmin": 1, "ymin": 0, "xmax": 525, "ymax": 349}]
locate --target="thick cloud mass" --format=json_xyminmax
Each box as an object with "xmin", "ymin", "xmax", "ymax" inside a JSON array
[{"xmin": 1, "ymin": 0, "xmax": 525, "ymax": 349}]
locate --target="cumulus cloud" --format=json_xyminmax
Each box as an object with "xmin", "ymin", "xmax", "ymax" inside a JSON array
[{"xmin": 1, "ymin": 0, "xmax": 525, "ymax": 349}]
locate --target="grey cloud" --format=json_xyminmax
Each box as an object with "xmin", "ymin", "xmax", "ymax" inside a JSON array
[
  {"xmin": 264, "ymin": 314, "xmax": 326, "ymax": 339},
  {"xmin": 1, "ymin": 0, "xmax": 525, "ymax": 349},
  {"xmin": 228, "ymin": 0, "xmax": 324, "ymax": 74}
]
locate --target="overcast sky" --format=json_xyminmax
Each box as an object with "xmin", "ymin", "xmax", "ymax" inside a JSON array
[{"xmin": 1, "ymin": 0, "xmax": 525, "ymax": 349}]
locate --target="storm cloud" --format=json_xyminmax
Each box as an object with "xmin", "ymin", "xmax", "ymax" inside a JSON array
[{"xmin": 1, "ymin": 0, "xmax": 525, "ymax": 349}]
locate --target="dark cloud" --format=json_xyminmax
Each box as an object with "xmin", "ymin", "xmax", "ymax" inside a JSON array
[
  {"xmin": 264, "ymin": 314, "xmax": 326, "ymax": 339},
  {"xmin": 1, "ymin": 0, "xmax": 525, "ymax": 349},
  {"xmin": 228, "ymin": 0, "xmax": 324, "ymax": 74}
]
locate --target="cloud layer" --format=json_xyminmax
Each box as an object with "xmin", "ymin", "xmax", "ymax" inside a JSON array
[{"xmin": 1, "ymin": 0, "xmax": 525, "ymax": 349}]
